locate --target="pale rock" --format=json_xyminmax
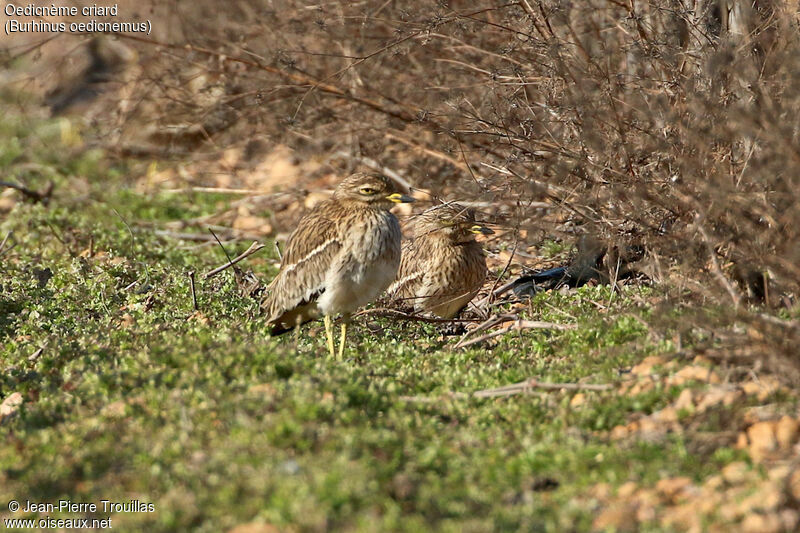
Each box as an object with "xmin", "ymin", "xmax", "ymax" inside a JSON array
[
  {"xmin": 741, "ymin": 513, "xmax": 782, "ymax": 533},
  {"xmin": 779, "ymin": 509, "xmax": 799, "ymax": 532},
  {"xmin": 593, "ymin": 503, "xmax": 638, "ymax": 532},
  {"xmin": 0, "ymin": 392, "xmax": 23, "ymax": 421},
  {"xmin": 617, "ymin": 481, "xmax": 638, "ymax": 498},
  {"xmin": 767, "ymin": 465, "xmax": 791, "ymax": 482},
  {"xmin": 590, "ymin": 482, "xmax": 612, "ymax": 500},
  {"xmin": 746, "ymin": 421, "xmax": 778, "ymax": 462},
  {"xmin": 631, "ymin": 355, "xmax": 667, "ymax": 376},
  {"xmin": 227, "ymin": 523, "xmax": 280, "ymax": 533},
  {"xmin": 634, "ymin": 501, "xmax": 656, "ymax": 523},
  {"xmin": 741, "ymin": 377, "xmax": 782, "ymax": 401},
  {"xmin": 570, "ymin": 393, "xmax": 586, "ymax": 407},
  {"xmin": 628, "ymin": 380, "xmax": 655, "ymax": 396},
  {"xmin": 721, "ymin": 462, "xmax": 751, "ymax": 484},
  {"xmin": 672, "ymin": 365, "xmax": 721, "ymax": 385},
  {"xmin": 654, "ymin": 407, "xmax": 678, "ymax": 423},
  {"xmin": 674, "ymin": 388, "xmax": 695, "ymax": 411},
  {"xmin": 736, "ymin": 431, "xmax": 749, "ymax": 450},
  {"xmin": 696, "ymin": 388, "xmax": 741, "ymax": 413},
  {"xmin": 661, "ymin": 503, "xmax": 699, "ymax": 530},
  {"xmin": 697, "ymin": 491, "xmax": 723, "ymax": 514},
  {"xmin": 656, "ymin": 476, "xmax": 694, "ymax": 503},
  {"xmin": 610, "ymin": 425, "xmax": 629, "ymax": 439},
  {"xmin": 232, "ymin": 215, "xmax": 273, "ymax": 235},
  {"xmin": 0, "ymin": 194, "xmax": 17, "ymax": 212},
  {"xmin": 788, "ymin": 468, "xmax": 800, "ymax": 502},
  {"xmin": 703, "ymin": 474, "xmax": 724, "ymax": 491},
  {"xmin": 774, "ymin": 416, "xmax": 799, "ymax": 450},
  {"xmin": 692, "ymin": 355, "xmax": 713, "ymax": 366},
  {"xmin": 738, "ymin": 481, "xmax": 782, "ymax": 512}
]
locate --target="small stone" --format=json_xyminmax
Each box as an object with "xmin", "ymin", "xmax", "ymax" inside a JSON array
[
  {"xmin": 779, "ymin": 509, "xmax": 799, "ymax": 532},
  {"xmin": 617, "ymin": 481, "xmax": 638, "ymax": 498},
  {"xmin": 674, "ymin": 388, "xmax": 694, "ymax": 411},
  {"xmin": 660, "ymin": 503, "xmax": 699, "ymax": 530},
  {"xmin": 767, "ymin": 465, "xmax": 791, "ymax": 482},
  {"xmin": 590, "ymin": 482, "xmax": 612, "ymax": 500},
  {"xmin": 672, "ymin": 365, "xmax": 721, "ymax": 385},
  {"xmin": 718, "ymin": 501, "xmax": 744, "ymax": 522},
  {"xmin": 570, "ymin": 393, "xmax": 586, "ymax": 407},
  {"xmin": 634, "ymin": 501, "xmax": 656, "ymax": 523},
  {"xmin": 593, "ymin": 503, "xmax": 638, "ymax": 532},
  {"xmin": 617, "ymin": 380, "xmax": 635, "ymax": 394},
  {"xmin": 320, "ymin": 391, "xmax": 335, "ymax": 404},
  {"xmin": 0, "ymin": 191, "xmax": 17, "ymax": 212},
  {"xmin": 637, "ymin": 417, "xmax": 664, "ymax": 440},
  {"xmin": 739, "ymin": 481, "xmax": 782, "ymax": 512},
  {"xmin": 232, "ymin": 215, "xmax": 273, "ymax": 234},
  {"xmin": 654, "ymin": 407, "xmax": 678, "ymax": 423},
  {"xmin": 120, "ymin": 313, "xmax": 135, "ymax": 328},
  {"xmin": 628, "ymin": 381, "xmax": 654, "ymax": 396},
  {"xmin": 741, "ymin": 377, "xmax": 781, "ymax": 401},
  {"xmin": 0, "ymin": 392, "xmax": 23, "ymax": 421},
  {"xmin": 188, "ymin": 311, "xmax": 210, "ymax": 325},
  {"xmin": 788, "ymin": 468, "xmax": 800, "ymax": 502},
  {"xmin": 774, "ymin": 416, "xmax": 799, "ymax": 450},
  {"xmin": 696, "ymin": 388, "xmax": 741, "ymax": 412},
  {"xmin": 741, "ymin": 513, "xmax": 782, "ymax": 533},
  {"xmin": 631, "ymin": 356, "xmax": 667, "ymax": 376},
  {"xmin": 611, "ymin": 425, "xmax": 630, "ymax": 439},
  {"xmin": 747, "ymin": 421, "xmax": 778, "ymax": 462},
  {"xmin": 736, "ymin": 431, "xmax": 749, "ymax": 450},
  {"xmin": 721, "ymin": 462, "xmax": 751, "ymax": 484},
  {"xmin": 656, "ymin": 477, "xmax": 693, "ymax": 503},
  {"xmin": 227, "ymin": 523, "xmax": 280, "ymax": 533},
  {"xmin": 697, "ymin": 491, "xmax": 723, "ymax": 514},
  {"xmin": 703, "ymin": 475, "xmax": 724, "ymax": 491}
]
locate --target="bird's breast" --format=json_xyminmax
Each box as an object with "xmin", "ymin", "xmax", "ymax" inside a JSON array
[{"xmin": 317, "ymin": 210, "xmax": 401, "ymax": 315}]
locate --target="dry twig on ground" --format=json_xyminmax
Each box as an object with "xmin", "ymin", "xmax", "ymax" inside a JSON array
[
  {"xmin": 455, "ymin": 318, "xmax": 576, "ymax": 348},
  {"xmin": 401, "ymin": 377, "xmax": 612, "ymax": 403},
  {"xmin": 204, "ymin": 241, "xmax": 266, "ymax": 279}
]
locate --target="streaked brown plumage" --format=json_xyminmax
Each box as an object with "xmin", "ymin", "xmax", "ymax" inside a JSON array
[
  {"xmin": 261, "ymin": 173, "xmax": 414, "ymax": 357},
  {"xmin": 389, "ymin": 203, "xmax": 492, "ymax": 318}
]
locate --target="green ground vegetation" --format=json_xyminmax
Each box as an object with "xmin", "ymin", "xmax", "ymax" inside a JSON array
[{"xmin": 0, "ymin": 111, "xmax": 771, "ymax": 532}]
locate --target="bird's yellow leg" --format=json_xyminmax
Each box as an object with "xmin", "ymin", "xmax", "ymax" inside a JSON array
[
  {"xmin": 293, "ymin": 321, "xmax": 301, "ymax": 349},
  {"xmin": 337, "ymin": 321, "xmax": 347, "ymax": 359},
  {"xmin": 324, "ymin": 315, "xmax": 335, "ymax": 358}
]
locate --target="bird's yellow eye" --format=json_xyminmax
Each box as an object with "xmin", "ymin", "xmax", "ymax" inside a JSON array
[{"xmin": 359, "ymin": 186, "xmax": 377, "ymax": 195}]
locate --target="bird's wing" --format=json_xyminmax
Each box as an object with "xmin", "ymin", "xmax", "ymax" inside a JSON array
[
  {"xmin": 261, "ymin": 206, "xmax": 342, "ymax": 325},
  {"xmin": 387, "ymin": 240, "xmax": 425, "ymax": 301}
]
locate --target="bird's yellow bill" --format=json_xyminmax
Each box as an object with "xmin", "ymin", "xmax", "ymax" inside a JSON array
[
  {"xmin": 386, "ymin": 193, "xmax": 416, "ymax": 203},
  {"xmin": 470, "ymin": 224, "xmax": 494, "ymax": 235}
]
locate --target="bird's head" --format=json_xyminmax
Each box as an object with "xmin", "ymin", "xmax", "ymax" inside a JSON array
[
  {"xmin": 413, "ymin": 203, "xmax": 494, "ymax": 243},
  {"xmin": 333, "ymin": 173, "xmax": 415, "ymax": 208}
]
